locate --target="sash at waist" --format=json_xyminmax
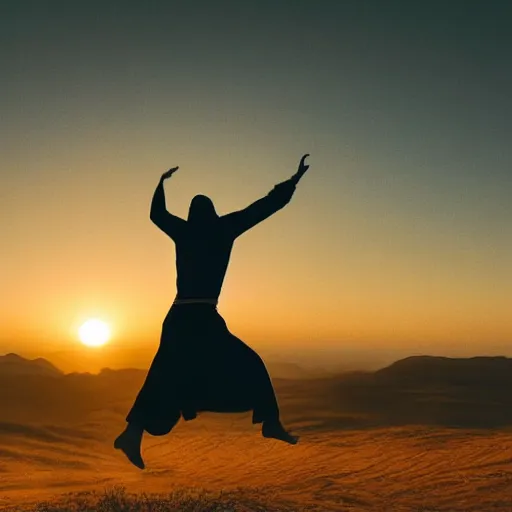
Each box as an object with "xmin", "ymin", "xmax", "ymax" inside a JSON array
[{"xmin": 172, "ymin": 298, "xmax": 218, "ymax": 306}]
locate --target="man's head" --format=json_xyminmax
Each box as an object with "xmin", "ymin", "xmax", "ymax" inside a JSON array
[{"xmin": 187, "ymin": 194, "xmax": 219, "ymax": 225}]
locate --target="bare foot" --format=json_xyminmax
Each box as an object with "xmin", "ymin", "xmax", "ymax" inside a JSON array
[
  {"xmin": 114, "ymin": 432, "xmax": 145, "ymax": 469},
  {"xmin": 262, "ymin": 422, "xmax": 299, "ymax": 445}
]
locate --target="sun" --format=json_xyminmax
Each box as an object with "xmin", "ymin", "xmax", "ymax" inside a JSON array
[{"xmin": 78, "ymin": 318, "xmax": 111, "ymax": 347}]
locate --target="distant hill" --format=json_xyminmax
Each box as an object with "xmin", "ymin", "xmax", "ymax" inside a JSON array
[
  {"xmin": 374, "ymin": 355, "xmax": 512, "ymax": 386},
  {"xmin": 0, "ymin": 354, "xmax": 323, "ymax": 424},
  {"xmin": 2, "ymin": 353, "xmax": 512, "ymax": 428},
  {"xmin": 0, "ymin": 353, "xmax": 63, "ymax": 378},
  {"xmin": 320, "ymin": 355, "xmax": 512, "ymax": 429},
  {"xmin": 0, "ymin": 352, "xmax": 323, "ymax": 380}
]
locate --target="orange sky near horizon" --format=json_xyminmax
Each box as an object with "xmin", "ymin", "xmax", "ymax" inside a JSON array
[{"xmin": 2, "ymin": 146, "xmax": 511, "ymax": 366}]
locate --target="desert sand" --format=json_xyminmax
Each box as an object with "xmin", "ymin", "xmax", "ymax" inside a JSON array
[{"xmin": 1, "ymin": 356, "xmax": 512, "ymax": 511}]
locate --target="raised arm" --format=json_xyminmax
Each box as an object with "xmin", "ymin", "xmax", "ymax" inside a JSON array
[
  {"xmin": 223, "ymin": 154, "xmax": 310, "ymax": 239},
  {"xmin": 149, "ymin": 167, "xmax": 187, "ymax": 241}
]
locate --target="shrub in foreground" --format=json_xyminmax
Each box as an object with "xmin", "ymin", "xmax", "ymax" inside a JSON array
[{"xmin": 31, "ymin": 486, "xmax": 323, "ymax": 512}]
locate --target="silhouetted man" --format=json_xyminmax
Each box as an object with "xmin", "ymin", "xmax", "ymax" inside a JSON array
[{"xmin": 114, "ymin": 154, "xmax": 311, "ymax": 469}]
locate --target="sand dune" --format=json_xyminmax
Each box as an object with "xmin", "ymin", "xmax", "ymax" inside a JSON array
[
  {"xmin": 1, "ymin": 355, "xmax": 512, "ymax": 510},
  {"xmin": 1, "ymin": 415, "xmax": 512, "ymax": 511}
]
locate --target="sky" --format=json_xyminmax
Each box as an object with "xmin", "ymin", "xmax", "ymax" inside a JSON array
[{"xmin": 1, "ymin": 1, "xmax": 511, "ymax": 371}]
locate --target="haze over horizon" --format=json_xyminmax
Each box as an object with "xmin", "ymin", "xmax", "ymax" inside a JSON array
[
  {"xmin": 2, "ymin": 1, "xmax": 511, "ymax": 372},
  {"xmin": 5, "ymin": 342, "xmax": 512, "ymax": 376}
]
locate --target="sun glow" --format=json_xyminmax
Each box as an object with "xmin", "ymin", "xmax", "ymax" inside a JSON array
[{"xmin": 78, "ymin": 319, "xmax": 111, "ymax": 347}]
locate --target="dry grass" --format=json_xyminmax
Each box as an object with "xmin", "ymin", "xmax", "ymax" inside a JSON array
[{"xmin": 29, "ymin": 486, "xmax": 317, "ymax": 512}]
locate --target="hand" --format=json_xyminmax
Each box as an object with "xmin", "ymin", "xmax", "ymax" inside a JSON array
[
  {"xmin": 291, "ymin": 154, "xmax": 310, "ymax": 184},
  {"xmin": 161, "ymin": 167, "xmax": 179, "ymax": 180}
]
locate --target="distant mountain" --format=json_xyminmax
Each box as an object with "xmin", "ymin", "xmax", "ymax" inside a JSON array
[
  {"xmin": 319, "ymin": 355, "xmax": 512, "ymax": 429},
  {"xmin": 3, "ymin": 353, "xmax": 512, "ymax": 429},
  {"xmin": 0, "ymin": 353, "xmax": 63, "ymax": 378},
  {"xmin": 374, "ymin": 355, "xmax": 512, "ymax": 386},
  {"xmin": 0, "ymin": 352, "xmax": 326, "ymax": 380}
]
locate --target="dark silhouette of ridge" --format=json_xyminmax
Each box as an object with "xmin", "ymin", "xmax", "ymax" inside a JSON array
[
  {"xmin": 0, "ymin": 353, "xmax": 324, "ymax": 381},
  {"xmin": 374, "ymin": 355, "xmax": 512, "ymax": 386},
  {"xmin": 0, "ymin": 353, "xmax": 63, "ymax": 377},
  {"xmin": 315, "ymin": 355, "xmax": 512, "ymax": 430},
  {"xmin": 2, "ymin": 353, "xmax": 512, "ymax": 430}
]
